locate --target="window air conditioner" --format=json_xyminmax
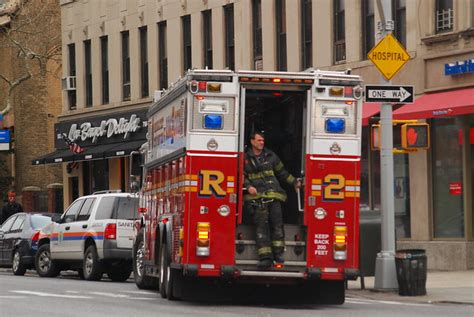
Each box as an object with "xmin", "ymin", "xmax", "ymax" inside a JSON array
[{"xmin": 61, "ymin": 76, "xmax": 76, "ymax": 91}]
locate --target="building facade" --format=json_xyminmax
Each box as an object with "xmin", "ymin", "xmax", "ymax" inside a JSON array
[
  {"xmin": 52, "ymin": 0, "xmax": 473, "ymax": 270},
  {"xmin": 0, "ymin": 0, "xmax": 63, "ymax": 212}
]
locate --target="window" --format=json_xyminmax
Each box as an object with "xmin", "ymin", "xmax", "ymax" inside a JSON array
[
  {"xmin": 224, "ymin": 4, "xmax": 235, "ymax": 70},
  {"xmin": 100, "ymin": 36, "xmax": 109, "ymax": 104},
  {"xmin": 63, "ymin": 199, "xmax": 85, "ymax": 223},
  {"xmin": 275, "ymin": 0, "xmax": 287, "ymax": 71},
  {"xmin": 252, "ymin": 0, "xmax": 262, "ymax": 70},
  {"xmin": 436, "ymin": 0, "xmax": 453, "ymax": 33},
  {"xmin": 84, "ymin": 40, "xmax": 92, "ymax": 107},
  {"xmin": 301, "ymin": 0, "xmax": 312, "ymax": 70},
  {"xmin": 77, "ymin": 198, "xmax": 95, "ymax": 221},
  {"xmin": 114, "ymin": 197, "xmax": 139, "ymax": 220},
  {"xmin": 334, "ymin": 0, "xmax": 345, "ymax": 63},
  {"xmin": 95, "ymin": 197, "xmax": 115, "ymax": 220},
  {"xmin": 10, "ymin": 215, "xmax": 25, "ymax": 232},
  {"xmin": 393, "ymin": 0, "xmax": 406, "ymax": 48},
  {"xmin": 432, "ymin": 118, "xmax": 464, "ymax": 238},
  {"xmin": 202, "ymin": 10, "xmax": 213, "ymax": 69},
  {"xmin": 67, "ymin": 43, "xmax": 76, "ymax": 110},
  {"xmin": 30, "ymin": 215, "xmax": 52, "ymax": 229},
  {"xmin": 139, "ymin": 26, "xmax": 149, "ymax": 98},
  {"xmin": 121, "ymin": 31, "xmax": 131, "ymax": 101},
  {"xmin": 362, "ymin": 0, "xmax": 374, "ymax": 58},
  {"xmin": 158, "ymin": 21, "xmax": 168, "ymax": 89},
  {"xmin": 182, "ymin": 15, "xmax": 192, "ymax": 72},
  {"xmin": 1, "ymin": 216, "xmax": 16, "ymax": 232},
  {"xmin": 83, "ymin": 160, "xmax": 109, "ymax": 195}
]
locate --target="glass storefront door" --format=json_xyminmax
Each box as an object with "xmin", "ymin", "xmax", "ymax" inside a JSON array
[{"xmin": 432, "ymin": 117, "xmax": 464, "ymax": 238}]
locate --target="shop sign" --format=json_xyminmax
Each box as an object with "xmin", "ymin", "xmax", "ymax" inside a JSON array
[
  {"xmin": 55, "ymin": 110, "xmax": 147, "ymax": 149},
  {"xmin": 449, "ymin": 182, "xmax": 462, "ymax": 196}
]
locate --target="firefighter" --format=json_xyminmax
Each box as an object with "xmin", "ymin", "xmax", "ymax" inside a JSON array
[
  {"xmin": 244, "ymin": 131, "xmax": 301, "ymax": 269},
  {"xmin": 1, "ymin": 191, "xmax": 23, "ymax": 224}
]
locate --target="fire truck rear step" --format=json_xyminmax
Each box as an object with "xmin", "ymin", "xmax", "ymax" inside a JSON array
[
  {"xmin": 238, "ymin": 271, "xmax": 305, "ymax": 278},
  {"xmin": 235, "ymin": 260, "xmax": 306, "ymax": 266}
]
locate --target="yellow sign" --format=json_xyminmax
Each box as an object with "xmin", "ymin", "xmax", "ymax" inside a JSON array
[{"xmin": 367, "ymin": 33, "xmax": 410, "ymax": 80}]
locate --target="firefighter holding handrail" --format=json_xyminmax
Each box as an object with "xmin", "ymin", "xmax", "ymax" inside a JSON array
[{"xmin": 244, "ymin": 131, "xmax": 301, "ymax": 269}]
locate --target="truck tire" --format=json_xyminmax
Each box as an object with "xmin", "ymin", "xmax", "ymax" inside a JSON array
[
  {"xmin": 35, "ymin": 244, "xmax": 60, "ymax": 277},
  {"xmin": 12, "ymin": 249, "xmax": 27, "ymax": 276},
  {"xmin": 318, "ymin": 280, "xmax": 345, "ymax": 305},
  {"xmin": 159, "ymin": 242, "xmax": 169, "ymax": 298},
  {"xmin": 83, "ymin": 245, "xmax": 103, "ymax": 281},
  {"xmin": 107, "ymin": 264, "xmax": 132, "ymax": 282},
  {"xmin": 133, "ymin": 232, "xmax": 157, "ymax": 289}
]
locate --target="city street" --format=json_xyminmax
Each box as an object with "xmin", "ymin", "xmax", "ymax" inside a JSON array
[{"xmin": 0, "ymin": 270, "xmax": 472, "ymax": 317}]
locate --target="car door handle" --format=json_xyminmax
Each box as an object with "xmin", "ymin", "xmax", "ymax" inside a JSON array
[
  {"xmin": 65, "ymin": 226, "xmax": 70, "ymax": 230},
  {"xmin": 82, "ymin": 224, "xmax": 87, "ymax": 229}
]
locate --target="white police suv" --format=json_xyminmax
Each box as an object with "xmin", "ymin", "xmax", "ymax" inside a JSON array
[{"xmin": 35, "ymin": 191, "xmax": 138, "ymax": 281}]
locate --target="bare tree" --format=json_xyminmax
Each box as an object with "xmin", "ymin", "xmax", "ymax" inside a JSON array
[{"xmin": 0, "ymin": 0, "xmax": 61, "ymax": 116}]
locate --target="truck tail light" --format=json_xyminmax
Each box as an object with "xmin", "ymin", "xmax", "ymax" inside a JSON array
[
  {"xmin": 196, "ymin": 222, "xmax": 210, "ymax": 256},
  {"xmin": 178, "ymin": 227, "xmax": 184, "ymax": 257},
  {"xmin": 333, "ymin": 225, "xmax": 347, "ymax": 260},
  {"xmin": 31, "ymin": 231, "xmax": 40, "ymax": 250},
  {"xmin": 104, "ymin": 223, "xmax": 117, "ymax": 240}
]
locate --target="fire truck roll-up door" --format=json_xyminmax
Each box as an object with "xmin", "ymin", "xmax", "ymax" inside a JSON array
[
  {"xmin": 304, "ymin": 76, "xmax": 363, "ymax": 280},
  {"xmin": 235, "ymin": 73, "xmax": 314, "ymax": 273}
]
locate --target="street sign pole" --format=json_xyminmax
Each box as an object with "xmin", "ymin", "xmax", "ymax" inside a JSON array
[{"xmin": 374, "ymin": 0, "xmax": 398, "ymax": 290}]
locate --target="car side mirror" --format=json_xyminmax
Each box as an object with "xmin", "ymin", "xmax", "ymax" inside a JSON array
[{"xmin": 51, "ymin": 214, "xmax": 62, "ymax": 223}]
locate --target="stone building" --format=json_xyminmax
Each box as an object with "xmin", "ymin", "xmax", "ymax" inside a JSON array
[
  {"xmin": 46, "ymin": 0, "xmax": 473, "ymax": 270},
  {"xmin": 0, "ymin": 0, "xmax": 63, "ymax": 212}
]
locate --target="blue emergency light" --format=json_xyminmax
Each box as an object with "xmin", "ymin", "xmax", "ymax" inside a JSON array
[
  {"xmin": 203, "ymin": 114, "xmax": 223, "ymax": 130},
  {"xmin": 325, "ymin": 118, "xmax": 345, "ymax": 134}
]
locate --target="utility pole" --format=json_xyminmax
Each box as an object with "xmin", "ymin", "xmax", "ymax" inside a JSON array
[{"xmin": 374, "ymin": 0, "xmax": 398, "ymax": 290}]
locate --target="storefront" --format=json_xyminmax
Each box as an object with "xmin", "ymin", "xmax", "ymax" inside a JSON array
[
  {"xmin": 32, "ymin": 109, "xmax": 148, "ymax": 206},
  {"xmin": 362, "ymin": 87, "xmax": 473, "ymax": 270}
]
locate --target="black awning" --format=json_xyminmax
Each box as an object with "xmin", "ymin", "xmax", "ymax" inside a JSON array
[
  {"xmin": 104, "ymin": 140, "xmax": 145, "ymax": 159},
  {"xmin": 32, "ymin": 149, "xmax": 74, "ymax": 165},
  {"xmin": 74, "ymin": 143, "xmax": 118, "ymax": 161},
  {"xmin": 32, "ymin": 140, "xmax": 146, "ymax": 165}
]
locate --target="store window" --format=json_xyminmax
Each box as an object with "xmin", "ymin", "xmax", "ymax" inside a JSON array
[
  {"xmin": 394, "ymin": 154, "xmax": 410, "ymax": 238},
  {"xmin": 432, "ymin": 117, "xmax": 464, "ymax": 238},
  {"xmin": 83, "ymin": 160, "xmax": 109, "ymax": 195}
]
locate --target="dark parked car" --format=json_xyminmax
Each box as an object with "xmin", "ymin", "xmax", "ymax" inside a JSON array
[{"xmin": 0, "ymin": 212, "xmax": 53, "ymax": 275}]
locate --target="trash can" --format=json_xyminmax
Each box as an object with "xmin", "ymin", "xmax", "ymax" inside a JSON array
[{"xmin": 395, "ymin": 249, "xmax": 427, "ymax": 296}]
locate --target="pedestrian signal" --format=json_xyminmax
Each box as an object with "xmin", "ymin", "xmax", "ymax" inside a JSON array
[{"xmin": 401, "ymin": 123, "xmax": 430, "ymax": 150}]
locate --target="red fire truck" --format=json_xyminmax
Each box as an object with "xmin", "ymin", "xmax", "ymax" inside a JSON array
[{"xmin": 130, "ymin": 69, "xmax": 363, "ymax": 304}]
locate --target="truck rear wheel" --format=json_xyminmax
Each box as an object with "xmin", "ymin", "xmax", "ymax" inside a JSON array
[
  {"xmin": 159, "ymin": 243, "xmax": 169, "ymax": 298},
  {"xmin": 133, "ymin": 233, "xmax": 157, "ymax": 289},
  {"xmin": 318, "ymin": 280, "xmax": 345, "ymax": 305}
]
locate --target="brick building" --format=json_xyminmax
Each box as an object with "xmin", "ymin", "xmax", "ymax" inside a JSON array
[{"xmin": 0, "ymin": 0, "xmax": 63, "ymax": 212}]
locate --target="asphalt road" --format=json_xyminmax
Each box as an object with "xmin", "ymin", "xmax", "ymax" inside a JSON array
[{"xmin": 0, "ymin": 270, "xmax": 472, "ymax": 317}]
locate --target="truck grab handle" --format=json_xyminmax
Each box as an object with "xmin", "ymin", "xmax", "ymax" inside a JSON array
[{"xmin": 296, "ymin": 178, "xmax": 304, "ymax": 212}]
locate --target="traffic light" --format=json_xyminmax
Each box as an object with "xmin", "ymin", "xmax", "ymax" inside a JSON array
[
  {"xmin": 371, "ymin": 124, "xmax": 381, "ymax": 150},
  {"xmin": 401, "ymin": 123, "xmax": 430, "ymax": 150}
]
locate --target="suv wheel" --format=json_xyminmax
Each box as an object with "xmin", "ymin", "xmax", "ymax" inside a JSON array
[
  {"xmin": 12, "ymin": 249, "xmax": 27, "ymax": 276},
  {"xmin": 133, "ymin": 232, "xmax": 157, "ymax": 289},
  {"xmin": 35, "ymin": 244, "xmax": 60, "ymax": 277},
  {"xmin": 83, "ymin": 245, "xmax": 103, "ymax": 281}
]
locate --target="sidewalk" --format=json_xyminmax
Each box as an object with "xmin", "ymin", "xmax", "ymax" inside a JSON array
[{"xmin": 347, "ymin": 270, "xmax": 474, "ymax": 305}]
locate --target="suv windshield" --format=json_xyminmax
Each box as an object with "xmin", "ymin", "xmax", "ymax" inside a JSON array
[{"xmin": 95, "ymin": 196, "xmax": 139, "ymax": 220}]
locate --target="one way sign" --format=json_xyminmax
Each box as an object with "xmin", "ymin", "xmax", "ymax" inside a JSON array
[{"xmin": 365, "ymin": 85, "xmax": 414, "ymax": 103}]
